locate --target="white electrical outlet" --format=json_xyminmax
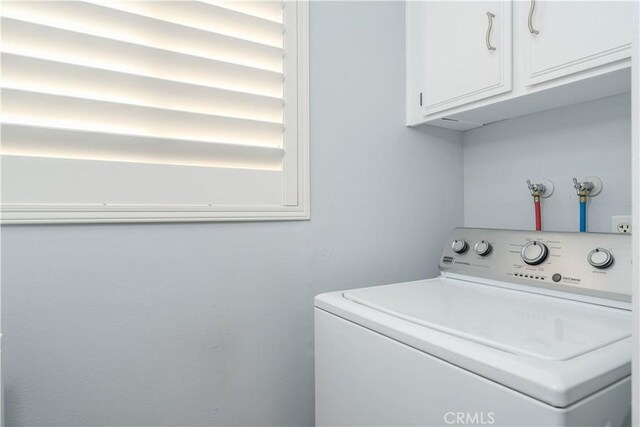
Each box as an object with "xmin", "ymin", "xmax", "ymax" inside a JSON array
[{"xmin": 611, "ymin": 216, "xmax": 632, "ymax": 234}]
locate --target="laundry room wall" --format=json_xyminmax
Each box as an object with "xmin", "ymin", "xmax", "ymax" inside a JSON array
[
  {"xmin": 463, "ymin": 94, "xmax": 631, "ymax": 233},
  {"xmin": 0, "ymin": 2, "xmax": 464, "ymax": 426}
]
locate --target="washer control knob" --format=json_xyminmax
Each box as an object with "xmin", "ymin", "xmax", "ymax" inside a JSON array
[
  {"xmin": 474, "ymin": 240, "xmax": 491, "ymax": 256},
  {"xmin": 588, "ymin": 248, "xmax": 614, "ymax": 269},
  {"xmin": 451, "ymin": 240, "xmax": 468, "ymax": 254},
  {"xmin": 520, "ymin": 241, "xmax": 548, "ymax": 265}
]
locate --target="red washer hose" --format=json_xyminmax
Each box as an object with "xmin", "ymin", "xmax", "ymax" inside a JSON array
[{"xmin": 534, "ymin": 196, "xmax": 542, "ymax": 231}]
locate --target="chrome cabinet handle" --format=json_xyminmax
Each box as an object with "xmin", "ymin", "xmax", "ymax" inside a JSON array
[
  {"xmin": 528, "ymin": 0, "xmax": 539, "ymax": 34},
  {"xmin": 486, "ymin": 12, "xmax": 496, "ymax": 51}
]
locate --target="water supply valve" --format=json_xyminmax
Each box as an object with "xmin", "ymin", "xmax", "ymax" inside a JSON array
[
  {"xmin": 527, "ymin": 180, "xmax": 546, "ymax": 197},
  {"xmin": 572, "ymin": 178, "xmax": 594, "ymax": 197},
  {"xmin": 573, "ymin": 176, "xmax": 602, "ymax": 233}
]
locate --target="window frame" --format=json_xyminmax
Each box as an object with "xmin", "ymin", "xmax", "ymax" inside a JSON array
[{"xmin": 1, "ymin": 1, "xmax": 309, "ymax": 224}]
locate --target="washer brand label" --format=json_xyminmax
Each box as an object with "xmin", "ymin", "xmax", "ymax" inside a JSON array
[
  {"xmin": 561, "ymin": 276, "xmax": 581, "ymax": 284},
  {"xmin": 442, "ymin": 256, "xmax": 453, "ymax": 263},
  {"xmin": 444, "ymin": 412, "xmax": 495, "ymax": 425}
]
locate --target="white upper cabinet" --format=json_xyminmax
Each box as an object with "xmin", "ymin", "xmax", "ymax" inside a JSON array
[
  {"xmin": 407, "ymin": 1, "xmax": 633, "ymax": 130},
  {"xmin": 422, "ymin": 1, "xmax": 512, "ymax": 115},
  {"xmin": 524, "ymin": 0, "xmax": 634, "ymax": 86}
]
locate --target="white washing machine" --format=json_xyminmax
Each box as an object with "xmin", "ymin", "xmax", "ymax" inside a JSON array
[{"xmin": 315, "ymin": 228, "xmax": 632, "ymax": 427}]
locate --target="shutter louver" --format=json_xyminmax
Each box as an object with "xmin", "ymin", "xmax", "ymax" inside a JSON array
[{"xmin": 1, "ymin": 0, "xmax": 286, "ymax": 170}]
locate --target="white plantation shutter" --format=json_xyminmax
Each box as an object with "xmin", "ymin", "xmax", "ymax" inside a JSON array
[{"xmin": 0, "ymin": 1, "xmax": 309, "ymax": 223}]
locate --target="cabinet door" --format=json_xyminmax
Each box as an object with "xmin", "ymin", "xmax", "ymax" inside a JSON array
[
  {"xmin": 524, "ymin": 1, "xmax": 633, "ymax": 86},
  {"xmin": 422, "ymin": 1, "xmax": 512, "ymax": 115}
]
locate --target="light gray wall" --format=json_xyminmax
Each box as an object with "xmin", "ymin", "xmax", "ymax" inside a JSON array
[
  {"xmin": 463, "ymin": 94, "xmax": 631, "ymax": 233},
  {"xmin": 1, "ymin": 3, "xmax": 464, "ymax": 426}
]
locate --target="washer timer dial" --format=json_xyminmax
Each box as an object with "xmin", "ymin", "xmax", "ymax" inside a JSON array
[
  {"xmin": 587, "ymin": 248, "xmax": 614, "ymax": 269},
  {"xmin": 520, "ymin": 241, "xmax": 548, "ymax": 265}
]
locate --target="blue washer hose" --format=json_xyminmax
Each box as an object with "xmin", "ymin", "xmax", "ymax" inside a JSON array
[{"xmin": 579, "ymin": 199, "xmax": 587, "ymax": 232}]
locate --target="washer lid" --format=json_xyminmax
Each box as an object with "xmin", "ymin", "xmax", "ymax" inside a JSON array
[{"xmin": 343, "ymin": 279, "xmax": 631, "ymax": 361}]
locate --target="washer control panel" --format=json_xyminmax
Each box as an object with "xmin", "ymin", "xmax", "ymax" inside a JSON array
[{"xmin": 439, "ymin": 228, "xmax": 631, "ymax": 302}]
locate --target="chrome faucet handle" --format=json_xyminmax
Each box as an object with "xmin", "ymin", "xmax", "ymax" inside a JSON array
[
  {"xmin": 527, "ymin": 179, "xmax": 546, "ymax": 197},
  {"xmin": 573, "ymin": 178, "xmax": 594, "ymax": 196}
]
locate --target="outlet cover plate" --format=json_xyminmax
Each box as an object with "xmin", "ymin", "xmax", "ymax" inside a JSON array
[{"xmin": 611, "ymin": 215, "xmax": 632, "ymax": 234}]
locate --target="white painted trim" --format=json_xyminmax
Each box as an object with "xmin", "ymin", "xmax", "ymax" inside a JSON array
[
  {"xmin": 419, "ymin": 59, "xmax": 631, "ymax": 130},
  {"xmin": 283, "ymin": 0, "xmax": 310, "ymax": 212},
  {"xmin": 0, "ymin": 1, "xmax": 310, "ymax": 224},
  {"xmin": 631, "ymin": 1, "xmax": 639, "ymax": 424},
  {"xmin": 1, "ymin": 207, "xmax": 309, "ymax": 224},
  {"xmin": 527, "ymin": 44, "xmax": 631, "ymax": 82}
]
